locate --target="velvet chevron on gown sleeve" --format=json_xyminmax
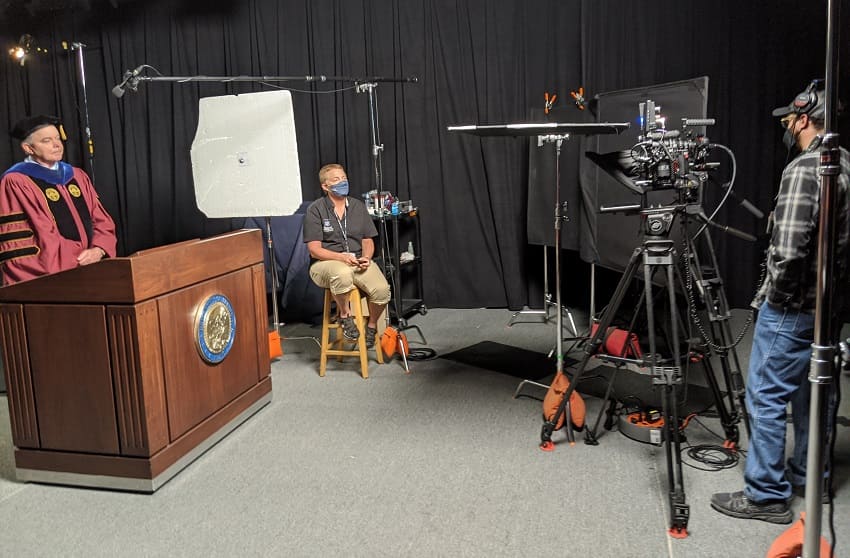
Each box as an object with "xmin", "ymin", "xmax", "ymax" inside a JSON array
[{"xmin": 0, "ymin": 166, "xmax": 117, "ymax": 285}]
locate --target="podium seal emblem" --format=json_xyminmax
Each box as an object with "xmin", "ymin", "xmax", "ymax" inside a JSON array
[{"xmin": 194, "ymin": 294, "xmax": 236, "ymax": 364}]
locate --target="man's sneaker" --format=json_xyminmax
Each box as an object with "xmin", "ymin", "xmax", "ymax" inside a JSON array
[
  {"xmin": 339, "ymin": 316, "xmax": 359, "ymax": 341},
  {"xmin": 365, "ymin": 327, "xmax": 377, "ymax": 348},
  {"xmin": 710, "ymin": 491, "xmax": 792, "ymax": 524}
]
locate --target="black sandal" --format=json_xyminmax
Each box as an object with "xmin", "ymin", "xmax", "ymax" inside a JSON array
[
  {"xmin": 365, "ymin": 327, "xmax": 377, "ymax": 348},
  {"xmin": 339, "ymin": 316, "xmax": 360, "ymax": 340}
]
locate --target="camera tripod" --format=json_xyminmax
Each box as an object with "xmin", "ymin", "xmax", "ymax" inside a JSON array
[{"xmin": 541, "ymin": 202, "xmax": 749, "ymax": 537}]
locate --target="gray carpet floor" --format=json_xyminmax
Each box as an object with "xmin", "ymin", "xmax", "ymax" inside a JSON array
[{"xmin": 1, "ymin": 307, "xmax": 848, "ymax": 557}]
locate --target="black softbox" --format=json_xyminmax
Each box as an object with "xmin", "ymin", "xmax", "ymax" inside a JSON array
[
  {"xmin": 527, "ymin": 76, "xmax": 710, "ymax": 273},
  {"xmin": 580, "ymin": 77, "xmax": 710, "ymax": 270}
]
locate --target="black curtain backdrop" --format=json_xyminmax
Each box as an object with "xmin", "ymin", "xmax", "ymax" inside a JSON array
[{"xmin": 1, "ymin": 0, "xmax": 848, "ymax": 309}]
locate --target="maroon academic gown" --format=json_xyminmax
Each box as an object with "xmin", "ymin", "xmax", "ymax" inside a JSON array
[{"xmin": 0, "ymin": 164, "xmax": 117, "ymax": 285}]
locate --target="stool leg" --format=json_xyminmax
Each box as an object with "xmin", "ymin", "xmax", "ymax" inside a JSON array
[
  {"xmin": 351, "ymin": 290, "xmax": 369, "ymax": 379},
  {"xmin": 319, "ymin": 290, "xmax": 332, "ymax": 377}
]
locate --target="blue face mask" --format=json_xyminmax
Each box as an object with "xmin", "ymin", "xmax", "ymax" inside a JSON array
[{"xmin": 329, "ymin": 180, "xmax": 349, "ymax": 197}]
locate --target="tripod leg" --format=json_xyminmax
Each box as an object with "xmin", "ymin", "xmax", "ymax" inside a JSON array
[
  {"xmin": 661, "ymin": 258, "xmax": 689, "ymax": 537},
  {"xmin": 686, "ymin": 227, "xmax": 750, "ymax": 437},
  {"xmin": 586, "ymin": 366, "xmax": 620, "ymax": 445},
  {"xmin": 541, "ymin": 247, "xmax": 643, "ymax": 449},
  {"xmin": 643, "ymin": 243, "xmax": 689, "ymax": 537},
  {"xmin": 717, "ymin": 319, "xmax": 751, "ymax": 438},
  {"xmin": 698, "ymin": 355, "xmax": 740, "ymax": 447},
  {"xmin": 662, "ymin": 382, "xmax": 689, "ymax": 537}
]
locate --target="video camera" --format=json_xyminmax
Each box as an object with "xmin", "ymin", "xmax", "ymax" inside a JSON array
[{"xmin": 630, "ymin": 99, "xmax": 717, "ymax": 193}]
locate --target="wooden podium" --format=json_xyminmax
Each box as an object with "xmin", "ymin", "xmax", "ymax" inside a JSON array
[{"xmin": 0, "ymin": 229, "xmax": 272, "ymax": 492}]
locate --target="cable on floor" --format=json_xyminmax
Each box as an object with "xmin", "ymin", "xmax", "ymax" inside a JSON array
[
  {"xmin": 282, "ymin": 335, "xmax": 322, "ymax": 348},
  {"xmin": 406, "ymin": 347, "xmax": 438, "ymax": 360},
  {"xmin": 682, "ymin": 443, "xmax": 739, "ymax": 472}
]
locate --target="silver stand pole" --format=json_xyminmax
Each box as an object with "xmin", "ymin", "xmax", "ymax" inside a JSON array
[
  {"xmin": 70, "ymin": 42, "xmax": 96, "ymax": 182},
  {"xmin": 264, "ymin": 217, "xmax": 281, "ymax": 333},
  {"xmin": 803, "ymin": 0, "xmax": 841, "ymax": 553},
  {"xmin": 589, "ymin": 263, "xmax": 596, "ymax": 331},
  {"xmin": 550, "ymin": 134, "xmax": 569, "ymax": 391},
  {"xmin": 355, "ymin": 82, "xmax": 412, "ymax": 372},
  {"xmin": 513, "ymin": 134, "xmax": 583, "ymax": 402},
  {"xmin": 541, "ymin": 133, "xmax": 574, "ymax": 442}
]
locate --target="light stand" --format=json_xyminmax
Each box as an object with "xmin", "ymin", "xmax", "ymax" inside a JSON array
[
  {"xmin": 509, "ymin": 134, "xmax": 582, "ymax": 337},
  {"xmin": 354, "ymin": 79, "xmax": 423, "ymax": 372},
  {"xmin": 69, "ymin": 42, "xmax": 96, "ymax": 182},
  {"xmin": 446, "ymin": 121, "xmax": 631, "ymax": 441},
  {"xmin": 803, "ymin": 0, "xmax": 841, "ymax": 553},
  {"xmin": 513, "ymin": 134, "xmax": 584, "ymax": 401},
  {"xmin": 265, "ymin": 216, "xmax": 282, "ymax": 343}
]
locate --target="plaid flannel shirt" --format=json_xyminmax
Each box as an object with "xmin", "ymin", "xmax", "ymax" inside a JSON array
[{"xmin": 753, "ymin": 137, "xmax": 850, "ymax": 312}]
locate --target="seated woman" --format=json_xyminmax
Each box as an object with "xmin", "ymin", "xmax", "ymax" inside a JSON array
[{"xmin": 302, "ymin": 163, "xmax": 390, "ymax": 348}]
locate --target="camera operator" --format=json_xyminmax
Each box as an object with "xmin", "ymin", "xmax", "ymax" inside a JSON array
[{"xmin": 711, "ymin": 83, "xmax": 850, "ymax": 523}]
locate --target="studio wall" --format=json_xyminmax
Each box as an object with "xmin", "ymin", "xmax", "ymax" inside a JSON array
[{"xmin": 0, "ymin": 0, "xmax": 847, "ymax": 309}]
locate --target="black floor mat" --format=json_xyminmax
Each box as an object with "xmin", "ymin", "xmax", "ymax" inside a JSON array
[
  {"xmin": 573, "ymin": 364, "xmax": 717, "ymax": 416},
  {"xmin": 440, "ymin": 341, "xmax": 575, "ymax": 381},
  {"xmin": 440, "ymin": 343, "xmax": 718, "ymax": 415}
]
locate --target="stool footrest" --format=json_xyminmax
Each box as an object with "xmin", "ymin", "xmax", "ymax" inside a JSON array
[
  {"xmin": 318, "ymin": 288, "xmax": 383, "ymax": 379},
  {"xmin": 325, "ymin": 348, "xmax": 363, "ymax": 356}
]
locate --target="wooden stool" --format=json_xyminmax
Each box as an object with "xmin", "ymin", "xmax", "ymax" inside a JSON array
[{"xmin": 319, "ymin": 288, "xmax": 384, "ymax": 378}]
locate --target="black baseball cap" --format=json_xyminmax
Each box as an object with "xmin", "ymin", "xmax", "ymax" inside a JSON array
[
  {"xmin": 772, "ymin": 83, "xmax": 825, "ymax": 119},
  {"xmin": 10, "ymin": 114, "xmax": 62, "ymax": 141}
]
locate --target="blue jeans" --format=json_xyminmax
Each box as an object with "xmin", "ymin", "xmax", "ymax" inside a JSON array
[{"xmin": 743, "ymin": 301, "xmax": 815, "ymax": 503}]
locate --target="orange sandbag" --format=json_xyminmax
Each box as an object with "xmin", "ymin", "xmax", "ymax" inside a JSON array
[
  {"xmin": 269, "ymin": 331, "xmax": 283, "ymax": 360},
  {"xmin": 542, "ymin": 372, "xmax": 586, "ymax": 430},
  {"xmin": 380, "ymin": 326, "xmax": 409, "ymax": 357},
  {"xmin": 590, "ymin": 323, "xmax": 643, "ymax": 358},
  {"xmin": 765, "ymin": 512, "xmax": 832, "ymax": 558}
]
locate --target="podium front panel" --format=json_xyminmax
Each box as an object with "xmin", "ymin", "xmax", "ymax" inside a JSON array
[
  {"xmin": 25, "ymin": 305, "xmax": 120, "ymax": 454},
  {"xmin": 158, "ymin": 267, "xmax": 262, "ymax": 440}
]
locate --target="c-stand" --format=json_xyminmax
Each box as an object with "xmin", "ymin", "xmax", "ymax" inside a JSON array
[{"xmin": 355, "ymin": 80, "xmax": 424, "ymax": 372}]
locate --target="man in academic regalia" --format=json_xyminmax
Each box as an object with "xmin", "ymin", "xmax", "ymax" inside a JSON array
[{"xmin": 0, "ymin": 115, "xmax": 117, "ymax": 285}]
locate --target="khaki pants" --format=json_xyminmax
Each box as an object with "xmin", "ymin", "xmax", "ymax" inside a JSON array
[{"xmin": 309, "ymin": 260, "xmax": 392, "ymax": 306}]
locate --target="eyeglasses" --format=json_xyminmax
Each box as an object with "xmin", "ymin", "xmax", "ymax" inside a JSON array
[{"xmin": 780, "ymin": 115, "xmax": 797, "ymax": 129}]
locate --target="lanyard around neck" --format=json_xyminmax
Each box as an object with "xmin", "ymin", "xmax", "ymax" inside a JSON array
[{"xmin": 334, "ymin": 207, "xmax": 349, "ymax": 253}]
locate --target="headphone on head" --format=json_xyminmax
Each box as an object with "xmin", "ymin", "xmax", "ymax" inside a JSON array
[{"xmin": 793, "ymin": 79, "xmax": 824, "ymax": 115}]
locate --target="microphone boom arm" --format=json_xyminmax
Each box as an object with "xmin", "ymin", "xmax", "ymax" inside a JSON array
[{"xmin": 111, "ymin": 69, "xmax": 419, "ymax": 98}]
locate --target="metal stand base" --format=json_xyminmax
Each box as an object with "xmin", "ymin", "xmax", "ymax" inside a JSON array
[
  {"xmin": 508, "ymin": 247, "xmax": 580, "ymax": 336},
  {"xmin": 513, "ymin": 379, "xmax": 549, "ymax": 400}
]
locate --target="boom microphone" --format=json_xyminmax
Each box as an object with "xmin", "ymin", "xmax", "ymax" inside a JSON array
[
  {"xmin": 683, "ymin": 118, "xmax": 716, "ymax": 127},
  {"xmin": 111, "ymin": 65, "xmax": 145, "ymax": 98}
]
